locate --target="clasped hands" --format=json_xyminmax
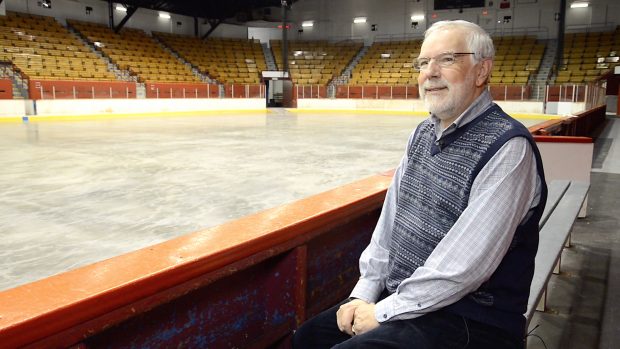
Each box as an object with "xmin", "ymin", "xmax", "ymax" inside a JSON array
[{"xmin": 336, "ymin": 299, "xmax": 380, "ymax": 336}]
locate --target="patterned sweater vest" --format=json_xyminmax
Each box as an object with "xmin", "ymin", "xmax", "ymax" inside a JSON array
[{"xmin": 386, "ymin": 105, "xmax": 547, "ymax": 337}]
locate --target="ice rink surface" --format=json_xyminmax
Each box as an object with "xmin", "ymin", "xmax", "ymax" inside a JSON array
[{"xmin": 0, "ymin": 109, "xmax": 547, "ymax": 291}]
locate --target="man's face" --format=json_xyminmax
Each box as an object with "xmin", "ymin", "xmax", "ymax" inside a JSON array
[{"xmin": 417, "ymin": 29, "xmax": 482, "ymax": 125}]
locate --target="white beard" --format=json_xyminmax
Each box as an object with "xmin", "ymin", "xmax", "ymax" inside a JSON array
[{"xmin": 420, "ymin": 73, "xmax": 476, "ymax": 121}]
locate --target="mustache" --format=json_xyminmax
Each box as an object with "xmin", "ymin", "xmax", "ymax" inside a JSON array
[{"xmin": 422, "ymin": 80, "xmax": 449, "ymax": 90}]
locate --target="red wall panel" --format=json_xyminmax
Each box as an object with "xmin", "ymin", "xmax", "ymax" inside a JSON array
[
  {"xmin": 29, "ymin": 80, "xmax": 136, "ymax": 100},
  {"xmin": 0, "ymin": 79, "xmax": 12, "ymax": 99},
  {"xmin": 145, "ymin": 83, "xmax": 218, "ymax": 98}
]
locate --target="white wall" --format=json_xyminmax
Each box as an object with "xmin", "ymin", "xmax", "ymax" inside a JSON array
[
  {"xmin": 288, "ymin": 0, "xmax": 620, "ymax": 42},
  {"xmin": 5, "ymin": 0, "xmax": 196, "ymax": 36},
  {"xmin": 249, "ymin": 27, "xmax": 282, "ymax": 44},
  {"xmin": 0, "ymin": 100, "xmax": 29, "ymax": 117},
  {"xmin": 210, "ymin": 23, "xmax": 248, "ymax": 39},
  {"xmin": 32, "ymin": 98, "xmax": 265, "ymax": 116},
  {"xmin": 296, "ymin": 98, "xmax": 426, "ymax": 112},
  {"xmin": 5, "ymin": 0, "xmax": 619, "ymax": 42},
  {"xmin": 496, "ymin": 101, "xmax": 544, "ymax": 114},
  {"xmin": 536, "ymin": 140, "xmax": 593, "ymax": 217}
]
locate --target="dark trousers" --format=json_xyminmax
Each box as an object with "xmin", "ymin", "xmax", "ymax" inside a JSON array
[{"xmin": 292, "ymin": 300, "xmax": 524, "ymax": 349}]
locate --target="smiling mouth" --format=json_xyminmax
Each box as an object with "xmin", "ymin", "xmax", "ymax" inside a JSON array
[{"xmin": 425, "ymin": 86, "xmax": 447, "ymax": 93}]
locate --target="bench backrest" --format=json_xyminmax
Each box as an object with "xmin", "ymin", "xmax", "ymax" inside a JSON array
[{"xmin": 525, "ymin": 180, "xmax": 590, "ymax": 325}]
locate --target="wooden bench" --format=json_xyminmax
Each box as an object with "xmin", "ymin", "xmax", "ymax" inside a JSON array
[{"xmin": 525, "ymin": 180, "xmax": 590, "ymax": 329}]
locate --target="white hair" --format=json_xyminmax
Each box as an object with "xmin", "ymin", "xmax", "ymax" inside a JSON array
[{"xmin": 424, "ymin": 20, "xmax": 495, "ymax": 62}]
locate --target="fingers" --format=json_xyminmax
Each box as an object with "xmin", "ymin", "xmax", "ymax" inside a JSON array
[
  {"xmin": 336, "ymin": 304, "xmax": 355, "ymax": 335},
  {"xmin": 336, "ymin": 299, "xmax": 366, "ymax": 336},
  {"xmin": 348, "ymin": 303, "xmax": 380, "ymax": 336}
]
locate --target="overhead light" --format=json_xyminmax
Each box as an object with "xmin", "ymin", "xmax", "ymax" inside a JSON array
[
  {"xmin": 570, "ymin": 2, "xmax": 589, "ymax": 8},
  {"xmin": 159, "ymin": 12, "xmax": 171, "ymax": 19},
  {"xmin": 353, "ymin": 17, "xmax": 367, "ymax": 24},
  {"xmin": 302, "ymin": 21, "xmax": 314, "ymax": 27},
  {"xmin": 411, "ymin": 14, "xmax": 425, "ymax": 21},
  {"xmin": 115, "ymin": 5, "xmax": 127, "ymax": 12}
]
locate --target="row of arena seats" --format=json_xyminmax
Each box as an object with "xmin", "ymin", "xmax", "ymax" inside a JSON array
[
  {"xmin": 350, "ymin": 40, "xmax": 419, "ymax": 85},
  {"xmin": 67, "ymin": 20, "xmax": 200, "ymax": 83},
  {"xmin": 556, "ymin": 28, "xmax": 620, "ymax": 84},
  {"xmin": 154, "ymin": 32, "xmax": 266, "ymax": 84},
  {"xmin": 271, "ymin": 40, "xmax": 362, "ymax": 85},
  {"xmin": 0, "ymin": 11, "xmax": 116, "ymax": 80}
]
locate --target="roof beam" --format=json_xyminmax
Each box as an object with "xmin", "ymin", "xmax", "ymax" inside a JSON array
[
  {"xmin": 201, "ymin": 19, "xmax": 221, "ymax": 40},
  {"xmin": 114, "ymin": 5, "xmax": 138, "ymax": 33}
]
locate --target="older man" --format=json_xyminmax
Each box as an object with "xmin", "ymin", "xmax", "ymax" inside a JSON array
[{"xmin": 293, "ymin": 20, "xmax": 547, "ymax": 349}]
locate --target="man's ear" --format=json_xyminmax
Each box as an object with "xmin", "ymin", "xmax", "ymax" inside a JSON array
[{"xmin": 476, "ymin": 59, "xmax": 493, "ymax": 87}]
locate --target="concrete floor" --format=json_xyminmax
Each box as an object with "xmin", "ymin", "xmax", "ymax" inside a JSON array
[{"xmin": 526, "ymin": 115, "xmax": 620, "ymax": 349}]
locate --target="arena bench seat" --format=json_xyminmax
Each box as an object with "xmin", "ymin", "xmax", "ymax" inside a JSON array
[{"xmin": 525, "ymin": 180, "xmax": 590, "ymax": 331}]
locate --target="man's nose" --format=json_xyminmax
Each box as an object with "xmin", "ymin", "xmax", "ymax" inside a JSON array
[{"xmin": 425, "ymin": 60, "xmax": 441, "ymax": 78}]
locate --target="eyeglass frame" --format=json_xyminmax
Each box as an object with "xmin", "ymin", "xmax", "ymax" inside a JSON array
[{"xmin": 413, "ymin": 52, "xmax": 476, "ymax": 71}]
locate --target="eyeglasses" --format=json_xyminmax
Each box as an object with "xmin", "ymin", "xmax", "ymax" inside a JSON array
[{"xmin": 413, "ymin": 52, "xmax": 475, "ymax": 71}]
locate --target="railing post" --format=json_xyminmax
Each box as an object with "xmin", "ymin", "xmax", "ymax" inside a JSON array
[
  {"xmin": 375, "ymin": 85, "xmax": 378, "ymax": 99},
  {"xmin": 207, "ymin": 84, "xmax": 210, "ymax": 98},
  {"xmin": 544, "ymin": 84, "xmax": 549, "ymax": 113},
  {"xmin": 39, "ymin": 85, "xmax": 43, "ymax": 99},
  {"xmin": 521, "ymin": 85, "xmax": 524, "ymax": 100},
  {"xmin": 110, "ymin": 87, "xmax": 113, "ymax": 98},
  {"xmin": 390, "ymin": 85, "xmax": 393, "ymax": 99},
  {"xmin": 195, "ymin": 88, "xmax": 198, "ymax": 98},
  {"xmin": 91, "ymin": 86, "xmax": 95, "ymax": 99},
  {"xmin": 347, "ymin": 85, "xmax": 349, "ymax": 99},
  {"xmin": 183, "ymin": 88, "xmax": 186, "ymax": 99},
  {"xmin": 156, "ymin": 88, "xmax": 159, "ymax": 99},
  {"xmin": 52, "ymin": 86, "xmax": 56, "ymax": 99},
  {"xmin": 73, "ymin": 86, "xmax": 76, "ymax": 99},
  {"xmin": 405, "ymin": 85, "xmax": 408, "ymax": 99},
  {"xmin": 126, "ymin": 87, "xmax": 129, "ymax": 98}
]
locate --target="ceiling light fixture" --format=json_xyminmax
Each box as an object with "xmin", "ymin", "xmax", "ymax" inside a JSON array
[{"xmin": 570, "ymin": 2, "xmax": 589, "ymax": 8}]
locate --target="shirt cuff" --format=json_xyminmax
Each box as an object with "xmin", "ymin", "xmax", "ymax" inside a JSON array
[
  {"xmin": 350, "ymin": 278, "xmax": 384, "ymax": 304},
  {"xmin": 374, "ymin": 293, "xmax": 395, "ymax": 322}
]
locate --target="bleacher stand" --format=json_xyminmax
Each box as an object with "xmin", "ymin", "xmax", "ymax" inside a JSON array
[
  {"xmin": 490, "ymin": 35, "xmax": 544, "ymax": 85},
  {"xmin": 271, "ymin": 40, "xmax": 361, "ymax": 85},
  {"xmin": 68, "ymin": 19, "xmax": 199, "ymax": 84},
  {"xmin": 556, "ymin": 28, "xmax": 620, "ymax": 84},
  {"xmin": 350, "ymin": 40, "xmax": 421, "ymax": 86},
  {"xmin": 154, "ymin": 33, "xmax": 266, "ymax": 84},
  {"xmin": 0, "ymin": 11, "xmax": 115, "ymax": 81}
]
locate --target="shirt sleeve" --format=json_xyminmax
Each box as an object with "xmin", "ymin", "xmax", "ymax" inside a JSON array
[
  {"xmin": 373, "ymin": 136, "xmax": 540, "ymax": 322},
  {"xmin": 349, "ymin": 132, "xmax": 414, "ymax": 303}
]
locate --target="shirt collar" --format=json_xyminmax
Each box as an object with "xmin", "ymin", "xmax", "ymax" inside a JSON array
[{"xmin": 431, "ymin": 89, "xmax": 494, "ymax": 140}]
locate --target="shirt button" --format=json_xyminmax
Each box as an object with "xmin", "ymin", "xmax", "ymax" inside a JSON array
[
  {"xmin": 383, "ymin": 314, "xmax": 387, "ymax": 319},
  {"xmin": 417, "ymin": 303, "xmax": 422, "ymax": 308}
]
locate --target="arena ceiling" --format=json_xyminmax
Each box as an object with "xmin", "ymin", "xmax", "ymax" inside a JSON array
[{"xmin": 109, "ymin": 0, "xmax": 299, "ymax": 21}]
